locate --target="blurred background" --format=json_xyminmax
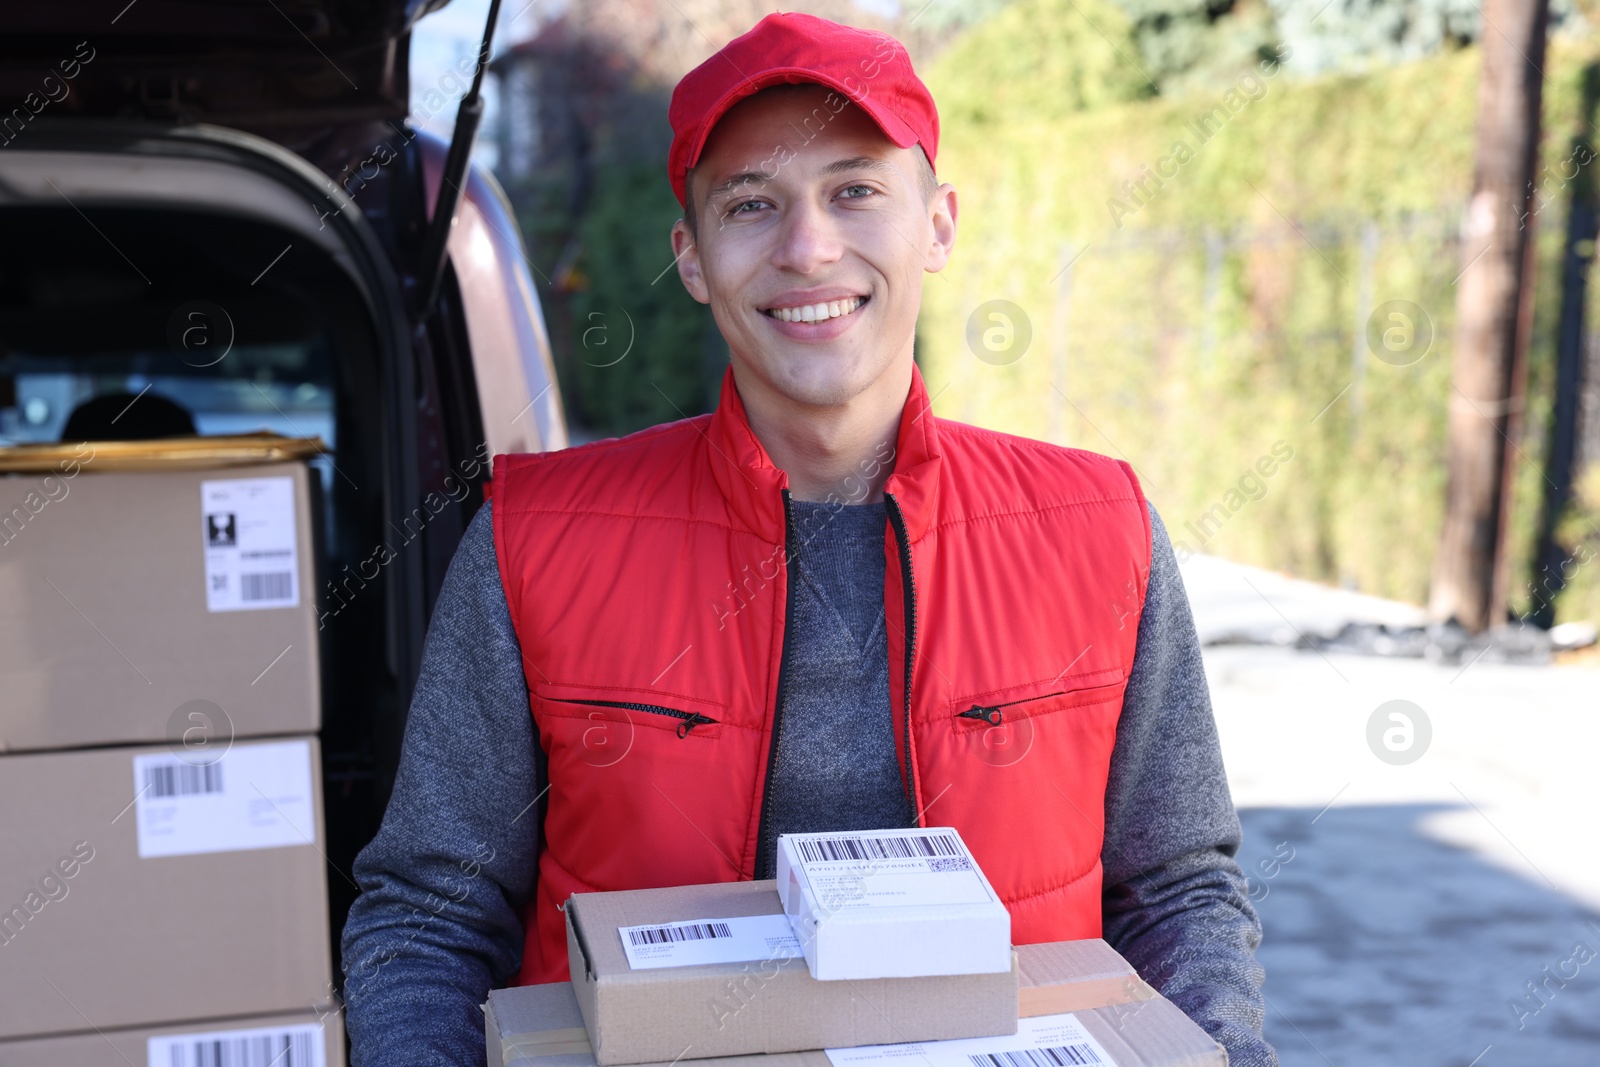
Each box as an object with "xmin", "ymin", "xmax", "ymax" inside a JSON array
[{"xmin": 417, "ymin": 0, "xmax": 1600, "ymax": 1062}]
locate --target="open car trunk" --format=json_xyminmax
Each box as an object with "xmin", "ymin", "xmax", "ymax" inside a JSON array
[
  {"xmin": 0, "ymin": 120, "xmax": 436, "ymax": 974},
  {"xmin": 0, "ymin": 0, "xmax": 570, "ymax": 989}
]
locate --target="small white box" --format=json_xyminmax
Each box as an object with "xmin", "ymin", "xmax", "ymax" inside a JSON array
[{"xmin": 776, "ymin": 826, "xmax": 1012, "ymax": 980}]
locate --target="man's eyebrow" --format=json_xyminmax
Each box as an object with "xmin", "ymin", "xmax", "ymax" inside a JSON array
[
  {"xmin": 704, "ymin": 171, "xmax": 772, "ymax": 201},
  {"xmin": 702, "ymin": 155, "xmax": 897, "ymax": 206},
  {"xmin": 820, "ymin": 156, "xmax": 895, "ymax": 178}
]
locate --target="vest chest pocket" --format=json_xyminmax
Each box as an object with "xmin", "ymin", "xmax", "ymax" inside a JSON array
[
  {"xmin": 531, "ymin": 683, "xmax": 727, "ymax": 769},
  {"xmin": 947, "ymin": 678, "xmax": 1126, "ymax": 768}
]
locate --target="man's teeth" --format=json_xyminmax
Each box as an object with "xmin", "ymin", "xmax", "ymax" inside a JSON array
[{"xmin": 767, "ymin": 297, "xmax": 865, "ymax": 323}]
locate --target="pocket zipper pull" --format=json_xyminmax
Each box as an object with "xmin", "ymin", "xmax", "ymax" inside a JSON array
[
  {"xmin": 959, "ymin": 705, "xmax": 1004, "ymax": 726},
  {"xmin": 676, "ymin": 713, "xmax": 716, "ymax": 738}
]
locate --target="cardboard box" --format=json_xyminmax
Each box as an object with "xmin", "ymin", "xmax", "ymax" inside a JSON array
[
  {"xmin": 0, "ymin": 1010, "xmax": 346, "ymax": 1067},
  {"xmin": 0, "ymin": 461, "xmax": 320, "ymax": 753},
  {"xmin": 487, "ymin": 940, "xmax": 1225, "ymax": 1067},
  {"xmin": 563, "ymin": 879, "xmax": 1019, "ymax": 1065},
  {"xmin": 776, "ymin": 828, "xmax": 1011, "ymax": 980},
  {"xmin": 0, "ymin": 737, "xmax": 334, "ymax": 1039}
]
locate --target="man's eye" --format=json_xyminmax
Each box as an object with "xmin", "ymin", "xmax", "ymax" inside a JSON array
[
  {"xmin": 728, "ymin": 200, "xmax": 767, "ymax": 216},
  {"xmin": 838, "ymin": 184, "xmax": 876, "ymax": 200}
]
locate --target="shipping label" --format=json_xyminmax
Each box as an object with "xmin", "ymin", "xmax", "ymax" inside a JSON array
[
  {"xmin": 200, "ymin": 476, "xmax": 300, "ymax": 612},
  {"xmin": 618, "ymin": 914, "xmax": 802, "ymax": 970},
  {"xmin": 133, "ymin": 740, "xmax": 315, "ymax": 858},
  {"xmin": 826, "ymin": 1013, "xmax": 1117, "ymax": 1067},
  {"xmin": 148, "ymin": 1021, "xmax": 325, "ymax": 1067},
  {"xmin": 790, "ymin": 829, "xmax": 998, "ymax": 910}
]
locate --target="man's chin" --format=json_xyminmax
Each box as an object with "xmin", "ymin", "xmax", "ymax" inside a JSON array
[{"xmin": 741, "ymin": 351, "xmax": 877, "ymax": 410}]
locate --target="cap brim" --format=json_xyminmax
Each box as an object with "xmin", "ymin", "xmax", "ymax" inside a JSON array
[{"xmin": 683, "ymin": 67, "xmax": 920, "ymax": 202}]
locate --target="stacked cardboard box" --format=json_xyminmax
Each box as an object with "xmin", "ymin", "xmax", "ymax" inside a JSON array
[
  {"xmin": 0, "ymin": 452, "xmax": 340, "ymax": 1065},
  {"xmin": 486, "ymin": 877, "xmax": 1226, "ymax": 1067}
]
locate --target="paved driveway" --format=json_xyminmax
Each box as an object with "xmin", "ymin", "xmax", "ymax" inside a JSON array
[{"xmin": 1182, "ymin": 557, "xmax": 1600, "ymax": 1066}]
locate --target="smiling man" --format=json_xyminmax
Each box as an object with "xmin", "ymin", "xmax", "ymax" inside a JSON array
[{"xmin": 340, "ymin": 13, "xmax": 1275, "ymax": 1067}]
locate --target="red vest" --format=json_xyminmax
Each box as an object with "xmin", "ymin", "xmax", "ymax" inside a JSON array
[{"xmin": 493, "ymin": 365, "xmax": 1151, "ymax": 985}]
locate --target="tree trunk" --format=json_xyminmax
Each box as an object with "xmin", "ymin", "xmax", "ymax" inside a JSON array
[{"xmin": 1429, "ymin": 0, "xmax": 1552, "ymax": 632}]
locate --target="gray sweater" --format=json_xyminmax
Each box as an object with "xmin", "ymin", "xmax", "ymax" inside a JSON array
[{"xmin": 340, "ymin": 498, "xmax": 1275, "ymax": 1066}]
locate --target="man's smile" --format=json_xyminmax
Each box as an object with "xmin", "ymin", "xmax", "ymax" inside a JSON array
[{"xmin": 761, "ymin": 295, "xmax": 869, "ymax": 323}]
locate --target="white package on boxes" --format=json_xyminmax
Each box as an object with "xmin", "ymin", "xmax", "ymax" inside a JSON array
[{"xmin": 776, "ymin": 826, "xmax": 1012, "ymax": 980}]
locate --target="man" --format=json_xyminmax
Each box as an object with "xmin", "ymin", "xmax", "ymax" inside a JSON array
[{"xmin": 341, "ymin": 12, "xmax": 1275, "ymax": 1067}]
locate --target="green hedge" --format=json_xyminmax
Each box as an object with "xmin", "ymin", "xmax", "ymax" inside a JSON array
[{"xmin": 918, "ymin": 28, "xmax": 1600, "ymax": 621}]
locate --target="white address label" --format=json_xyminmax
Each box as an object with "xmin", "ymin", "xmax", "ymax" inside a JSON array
[
  {"xmin": 791, "ymin": 830, "xmax": 997, "ymax": 909},
  {"xmin": 201, "ymin": 476, "xmax": 300, "ymax": 612},
  {"xmin": 826, "ymin": 1013, "xmax": 1116, "ymax": 1067},
  {"xmin": 133, "ymin": 740, "xmax": 316, "ymax": 858},
  {"xmin": 148, "ymin": 1021, "xmax": 325, "ymax": 1067},
  {"xmin": 619, "ymin": 914, "xmax": 802, "ymax": 970}
]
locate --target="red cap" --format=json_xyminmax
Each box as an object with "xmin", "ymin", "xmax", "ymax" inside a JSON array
[{"xmin": 667, "ymin": 12, "xmax": 938, "ymax": 209}]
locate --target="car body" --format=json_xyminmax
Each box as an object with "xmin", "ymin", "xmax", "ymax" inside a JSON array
[{"xmin": 0, "ymin": 0, "xmax": 565, "ymax": 977}]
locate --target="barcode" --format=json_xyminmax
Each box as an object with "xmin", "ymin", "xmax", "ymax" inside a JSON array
[
  {"xmin": 166, "ymin": 1030, "xmax": 316, "ymax": 1067},
  {"xmin": 241, "ymin": 572, "xmax": 293, "ymax": 601},
  {"xmin": 144, "ymin": 762, "xmax": 224, "ymax": 798},
  {"xmin": 626, "ymin": 921, "xmax": 733, "ymax": 946},
  {"xmin": 795, "ymin": 832, "xmax": 963, "ymax": 864},
  {"xmin": 969, "ymin": 1045, "xmax": 1103, "ymax": 1067}
]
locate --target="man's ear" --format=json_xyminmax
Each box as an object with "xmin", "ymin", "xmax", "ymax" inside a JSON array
[
  {"xmin": 671, "ymin": 218, "xmax": 711, "ymax": 304},
  {"xmin": 925, "ymin": 182, "xmax": 958, "ymax": 274}
]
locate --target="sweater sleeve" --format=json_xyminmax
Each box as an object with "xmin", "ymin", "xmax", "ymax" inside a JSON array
[
  {"xmin": 340, "ymin": 500, "xmax": 541, "ymax": 1067},
  {"xmin": 1099, "ymin": 504, "xmax": 1277, "ymax": 1066}
]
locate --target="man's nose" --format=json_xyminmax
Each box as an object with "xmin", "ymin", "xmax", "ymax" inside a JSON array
[{"xmin": 771, "ymin": 198, "xmax": 843, "ymax": 274}]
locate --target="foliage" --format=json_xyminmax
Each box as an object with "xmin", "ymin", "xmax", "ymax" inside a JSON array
[
  {"xmin": 1114, "ymin": 0, "xmax": 1288, "ymax": 94},
  {"xmin": 922, "ymin": 0, "xmax": 1156, "ymax": 131},
  {"xmin": 567, "ymin": 163, "xmax": 723, "ymax": 435},
  {"xmin": 917, "ymin": 33, "xmax": 1600, "ymax": 621},
  {"xmin": 1264, "ymin": 0, "xmax": 1480, "ymax": 78}
]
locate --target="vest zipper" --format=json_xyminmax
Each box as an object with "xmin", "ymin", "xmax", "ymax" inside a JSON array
[
  {"xmin": 755, "ymin": 488, "xmax": 799, "ymax": 879},
  {"xmin": 883, "ymin": 492, "xmax": 919, "ymax": 817},
  {"xmin": 562, "ymin": 698, "xmax": 717, "ymax": 739},
  {"xmin": 957, "ymin": 691, "xmax": 1069, "ymax": 726}
]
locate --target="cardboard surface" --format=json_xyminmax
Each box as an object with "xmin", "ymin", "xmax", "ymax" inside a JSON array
[
  {"xmin": 0, "ymin": 738, "xmax": 334, "ymax": 1040},
  {"xmin": 0, "ymin": 461, "xmax": 320, "ymax": 753},
  {"xmin": 0, "ymin": 1010, "xmax": 346, "ymax": 1067},
  {"xmin": 564, "ymin": 880, "xmax": 1020, "ymax": 1065},
  {"xmin": 486, "ymin": 941, "xmax": 1224, "ymax": 1067},
  {"xmin": 776, "ymin": 828, "xmax": 1012, "ymax": 981}
]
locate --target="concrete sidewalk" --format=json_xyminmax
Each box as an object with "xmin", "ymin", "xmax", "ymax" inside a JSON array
[{"xmin": 1180, "ymin": 555, "xmax": 1600, "ymax": 1066}]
